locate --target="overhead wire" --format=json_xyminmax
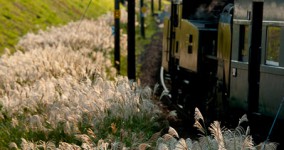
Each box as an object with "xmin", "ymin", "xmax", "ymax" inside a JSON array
[{"xmin": 76, "ymin": 0, "xmax": 93, "ymax": 32}]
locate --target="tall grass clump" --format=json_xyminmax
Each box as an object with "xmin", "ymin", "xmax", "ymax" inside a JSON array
[
  {"xmin": 155, "ymin": 107, "xmax": 278, "ymax": 150},
  {"xmin": 0, "ymin": 10, "xmax": 163, "ymax": 149}
]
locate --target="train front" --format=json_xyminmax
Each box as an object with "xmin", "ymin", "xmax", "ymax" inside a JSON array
[{"xmin": 161, "ymin": 0, "xmax": 233, "ymax": 117}]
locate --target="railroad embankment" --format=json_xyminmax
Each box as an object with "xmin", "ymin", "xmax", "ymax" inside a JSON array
[{"xmin": 0, "ymin": 0, "xmax": 113, "ymax": 54}]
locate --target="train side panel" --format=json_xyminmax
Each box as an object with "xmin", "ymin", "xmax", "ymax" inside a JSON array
[
  {"xmin": 162, "ymin": 18, "xmax": 170, "ymax": 72},
  {"xmin": 259, "ymin": 67, "xmax": 284, "ymax": 118},
  {"xmin": 179, "ymin": 20, "xmax": 199, "ymax": 72},
  {"xmin": 231, "ymin": 0, "xmax": 284, "ymax": 118},
  {"xmin": 259, "ymin": 25, "xmax": 284, "ymax": 118},
  {"xmin": 234, "ymin": 0, "xmax": 284, "ymax": 21}
]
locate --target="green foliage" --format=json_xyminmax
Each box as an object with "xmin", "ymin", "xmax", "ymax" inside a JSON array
[
  {"xmin": 94, "ymin": 113, "xmax": 161, "ymax": 147},
  {"xmin": 0, "ymin": 0, "xmax": 114, "ymax": 54}
]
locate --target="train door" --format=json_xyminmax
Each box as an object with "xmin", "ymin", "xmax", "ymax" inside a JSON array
[
  {"xmin": 229, "ymin": 0, "xmax": 252, "ymax": 112},
  {"xmin": 218, "ymin": 4, "xmax": 234, "ymax": 92},
  {"xmin": 229, "ymin": 22, "xmax": 250, "ymax": 111},
  {"xmin": 216, "ymin": 4, "xmax": 233, "ymax": 115}
]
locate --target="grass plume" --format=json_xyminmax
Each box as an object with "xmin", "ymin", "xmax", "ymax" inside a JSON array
[{"xmin": 156, "ymin": 107, "xmax": 278, "ymax": 150}]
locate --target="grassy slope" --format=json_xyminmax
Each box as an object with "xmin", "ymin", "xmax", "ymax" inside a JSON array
[
  {"xmin": 0, "ymin": 0, "xmax": 114, "ymax": 54},
  {"xmin": 0, "ymin": 0, "xmax": 166, "ymax": 77}
]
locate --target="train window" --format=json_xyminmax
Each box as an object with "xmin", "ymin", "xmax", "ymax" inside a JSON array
[
  {"xmin": 239, "ymin": 25, "xmax": 249, "ymax": 61},
  {"xmin": 188, "ymin": 34, "xmax": 193, "ymax": 54},
  {"xmin": 266, "ymin": 26, "xmax": 280, "ymax": 66},
  {"xmin": 188, "ymin": 45, "xmax": 193, "ymax": 54},
  {"xmin": 189, "ymin": 34, "xmax": 193, "ymax": 43},
  {"xmin": 176, "ymin": 41, "xmax": 179, "ymax": 53}
]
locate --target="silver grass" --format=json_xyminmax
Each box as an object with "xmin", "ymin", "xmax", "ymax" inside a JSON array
[
  {"xmin": 235, "ymin": 126, "xmax": 246, "ymax": 137},
  {"xmin": 82, "ymin": 143, "xmax": 92, "ymax": 150},
  {"xmin": 28, "ymin": 115, "xmax": 44, "ymax": 131},
  {"xmin": 9, "ymin": 142, "xmax": 18, "ymax": 150},
  {"xmin": 158, "ymin": 143, "xmax": 169, "ymax": 150},
  {"xmin": 241, "ymin": 136, "xmax": 254, "ymax": 150},
  {"xmin": 36, "ymin": 141, "xmax": 48, "ymax": 150},
  {"xmin": 112, "ymin": 141, "xmax": 125, "ymax": 150},
  {"xmin": 209, "ymin": 121, "xmax": 225, "ymax": 150},
  {"xmin": 168, "ymin": 126, "xmax": 180, "ymax": 138},
  {"xmin": 58, "ymin": 142, "xmax": 81, "ymax": 150},
  {"xmin": 167, "ymin": 110, "xmax": 178, "ymax": 120},
  {"xmin": 45, "ymin": 141, "xmax": 57, "ymax": 149},
  {"xmin": 245, "ymin": 126, "xmax": 250, "ymax": 136},
  {"xmin": 194, "ymin": 107, "xmax": 204, "ymax": 122},
  {"xmin": 185, "ymin": 138, "xmax": 193, "ymax": 150},
  {"xmin": 0, "ymin": 8, "xmax": 161, "ymax": 149},
  {"xmin": 162, "ymin": 133, "xmax": 175, "ymax": 141},
  {"xmin": 21, "ymin": 138, "xmax": 36, "ymax": 150},
  {"xmin": 87, "ymin": 128, "xmax": 96, "ymax": 139},
  {"xmin": 156, "ymin": 137, "xmax": 166, "ymax": 147},
  {"xmin": 222, "ymin": 129, "xmax": 237, "ymax": 149},
  {"xmin": 198, "ymin": 136, "xmax": 214, "ymax": 149},
  {"xmin": 75, "ymin": 134, "xmax": 93, "ymax": 144},
  {"xmin": 257, "ymin": 142, "xmax": 278, "ymax": 150},
  {"xmin": 167, "ymin": 137, "xmax": 178, "ymax": 150},
  {"xmin": 194, "ymin": 120, "xmax": 206, "ymax": 135},
  {"xmin": 192, "ymin": 141, "xmax": 202, "ymax": 150},
  {"xmin": 138, "ymin": 143, "xmax": 151, "ymax": 150},
  {"xmin": 11, "ymin": 118, "xmax": 19, "ymax": 127},
  {"xmin": 147, "ymin": 130, "xmax": 162, "ymax": 144},
  {"xmin": 153, "ymin": 83, "xmax": 160, "ymax": 95},
  {"xmin": 238, "ymin": 114, "xmax": 248, "ymax": 126},
  {"xmin": 174, "ymin": 138, "xmax": 188, "ymax": 150},
  {"xmin": 97, "ymin": 139, "xmax": 109, "ymax": 150},
  {"xmin": 156, "ymin": 136, "xmax": 178, "ymax": 150}
]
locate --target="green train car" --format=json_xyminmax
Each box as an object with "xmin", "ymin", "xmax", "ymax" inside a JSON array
[{"xmin": 161, "ymin": 0, "xmax": 284, "ymax": 120}]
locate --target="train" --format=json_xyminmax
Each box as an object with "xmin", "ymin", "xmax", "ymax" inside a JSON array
[{"xmin": 160, "ymin": 0, "xmax": 284, "ymax": 120}]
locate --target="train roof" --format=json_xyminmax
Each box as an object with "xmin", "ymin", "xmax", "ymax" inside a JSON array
[
  {"xmin": 189, "ymin": 20, "xmax": 218, "ymax": 31},
  {"xmin": 234, "ymin": 0, "xmax": 284, "ymax": 21}
]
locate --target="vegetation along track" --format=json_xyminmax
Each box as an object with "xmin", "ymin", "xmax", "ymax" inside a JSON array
[{"xmin": 139, "ymin": 32, "xmax": 163, "ymax": 88}]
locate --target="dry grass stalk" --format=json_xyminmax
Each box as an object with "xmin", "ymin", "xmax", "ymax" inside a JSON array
[
  {"xmin": 194, "ymin": 107, "xmax": 204, "ymax": 122},
  {"xmin": 209, "ymin": 121, "xmax": 225, "ymax": 150}
]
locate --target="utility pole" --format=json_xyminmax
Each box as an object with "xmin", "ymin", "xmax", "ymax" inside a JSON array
[
  {"xmin": 151, "ymin": 0, "xmax": 154, "ymax": 16},
  {"xmin": 248, "ymin": 0, "xmax": 263, "ymax": 113},
  {"xmin": 169, "ymin": 0, "xmax": 179, "ymax": 104},
  {"xmin": 114, "ymin": 0, "xmax": 120, "ymax": 74},
  {"xmin": 140, "ymin": 0, "xmax": 145, "ymax": 38},
  {"xmin": 128, "ymin": 0, "xmax": 136, "ymax": 80},
  {"xmin": 158, "ymin": 0, "xmax": 161, "ymax": 11}
]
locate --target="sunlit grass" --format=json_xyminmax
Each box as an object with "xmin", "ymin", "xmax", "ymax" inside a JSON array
[
  {"xmin": 0, "ymin": 0, "xmax": 278, "ymax": 149},
  {"xmin": 0, "ymin": 0, "xmax": 114, "ymax": 54},
  {"xmin": 0, "ymin": 10, "xmax": 164, "ymax": 149}
]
